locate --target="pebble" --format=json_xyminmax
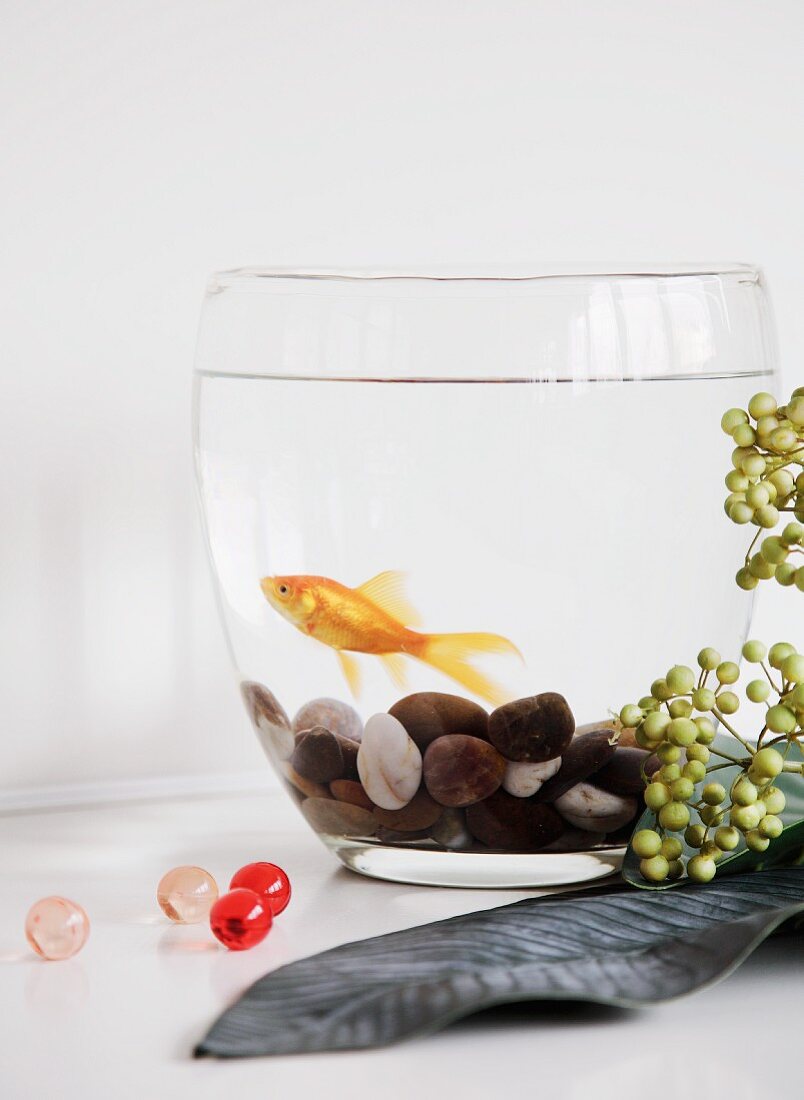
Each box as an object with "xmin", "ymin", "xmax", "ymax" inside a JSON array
[
  {"xmin": 240, "ymin": 681, "xmax": 294, "ymax": 760},
  {"xmin": 429, "ymin": 807, "xmax": 474, "ymax": 850},
  {"xmin": 329, "ymin": 779, "xmax": 375, "ymax": 811},
  {"xmin": 465, "ymin": 790, "xmax": 565, "ymax": 851},
  {"xmin": 533, "ymin": 729, "xmax": 616, "ymax": 802},
  {"xmin": 280, "ymin": 762, "xmax": 332, "ymax": 800},
  {"xmin": 554, "ymin": 783, "xmax": 638, "ymax": 833},
  {"xmin": 423, "ymin": 735, "xmax": 506, "ymax": 806},
  {"xmin": 594, "ymin": 747, "xmax": 652, "ymax": 795},
  {"xmin": 488, "ymin": 692, "xmax": 575, "ymax": 762},
  {"xmin": 501, "ymin": 757, "xmax": 562, "ymax": 798},
  {"xmin": 357, "ymin": 713, "xmax": 422, "ymax": 810},
  {"xmin": 290, "ymin": 726, "xmax": 344, "ymax": 783},
  {"xmin": 301, "ymin": 797, "xmax": 378, "ymax": 837},
  {"xmin": 373, "ymin": 787, "xmax": 443, "ymax": 832},
  {"xmin": 541, "ymin": 828, "xmax": 605, "ymax": 852},
  {"xmin": 293, "ymin": 697, "xmax": 363, "ymax": 742},
  {"xmin": 389, "ymin": 692, "xmax": 488, "ymax": 750}
]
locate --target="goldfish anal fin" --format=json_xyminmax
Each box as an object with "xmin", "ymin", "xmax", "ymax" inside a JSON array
[
  {"xmin": 336, "ymin": 651, "xmax": 362, "ymax": 699},
  {"xmin": 379, "ymin": 653, "xmax": 408, "ymax": 690},
  {"xmin": 355, "ymin": 571, "xmax": 422, "ymax": 627}
]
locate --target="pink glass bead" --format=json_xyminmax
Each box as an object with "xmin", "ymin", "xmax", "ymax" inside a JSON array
[
  {"xmin": 25, "ymin": 897, "xmax": 90, "ymax": 961},
  {"xmin": 157, "ymin": 865, "xmax": 219, "ymax": 924},
  {"xmin": 229, "ymin": 862, "xmax": 292, "ymax": 916},
  {"xmin": 209, "ymin": 888, "xmax": 272, "ymax": 950}
]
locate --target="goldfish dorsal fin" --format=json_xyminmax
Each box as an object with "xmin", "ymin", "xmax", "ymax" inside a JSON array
[{"xmin": 355, "ymin": 571, "xmax": 421, "ymax": 626}]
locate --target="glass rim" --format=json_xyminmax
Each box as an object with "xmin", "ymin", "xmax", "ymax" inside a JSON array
[{"xmin": 208, "ymin": 261, "xmax": 761, "ymax": 292}]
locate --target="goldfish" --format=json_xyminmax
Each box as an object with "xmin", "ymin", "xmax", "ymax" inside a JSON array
[{"xmin": 259, "ymin": 570, "xmax": 521, "ymax": 705}]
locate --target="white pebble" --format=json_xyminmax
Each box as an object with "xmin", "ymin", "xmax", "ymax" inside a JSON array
[
  {"xmin": 502, "ymin": 757, "xmax": 562, "ymax": 798},
  {"xmin": 357, "ymin": 713, "xmax": 422, "ymax": 810},
  {"xmin": 554, "ymin": 782, "xmax": 637, "ymax": 833}
]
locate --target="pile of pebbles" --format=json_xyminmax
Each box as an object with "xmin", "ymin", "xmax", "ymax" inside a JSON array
[{"xmin": 240, "ymin": 682, "xmax": 650, "ymax": 853}]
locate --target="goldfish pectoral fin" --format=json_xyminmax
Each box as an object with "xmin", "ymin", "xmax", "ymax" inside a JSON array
[
  {"xmin": 379, "ymin": 653, "xmax": 408, "ymax": 691},
  {"xmin": 355, "ymin": 571, "xmax": 422, "ymax": 627},
  {"xmin": 336, "ymin": 651, "xmax": 362, "ymax": 699}
]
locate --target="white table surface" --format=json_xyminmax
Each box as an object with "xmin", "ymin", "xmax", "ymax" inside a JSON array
[{"xmin": 1, "ymin": 789, "xmax": 801, "ymax": 1100}]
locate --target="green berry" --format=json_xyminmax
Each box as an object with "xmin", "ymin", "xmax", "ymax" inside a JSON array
[
  {"xmin": 736, "ymin": 567, "xmax": 759, "ymax": 590},
  {"xmin": 733, "ymin": 423, "xmax": 757, "ymax": 447},
  {"xmin": 769, "ymin": 642, "xmax": 796, "ymax": 669},
  {"xmin": 796, "ymin": 567, "xmax": 804, "ymax": 592},
  {"xmin": 659, "ymin": 802, "xmax": 691, "ymax": 831},
  {"xmin": 761, "ymin": 536, "xmax": 789, "ymax": 565},
  {"xmin": 692, "ymin": 687, "xmax": 716, "ymax": 711},
  {"xmin": 771, "ymin": 427, "xmax": 798, "ymax": 452},
  {"xmin": 730, "ymin": 504, "xmax": 755, "ymax": 527},
  {"xmin": 688, "ymin": 855, "xmax": 717, "ymax": 883},
  {"xmin": 667, "ymin": 860, "xmax": 685, "ymax": 880},
  {"xmin": 642, "ymin": 711, "xmax": 670, "ymax": 740},
  {"xmin": 667, "ymin": 718, "xmax": 698, "ymax": 747},
  {"xmin": 658, "ymin": 764, "xmax": 681, "ymax": 783},
  {"xmin": 700, "ymin": 841, "xmax": 723, "ymax": 863},
  {"xmin": 745, "ymin": 830, "xmax": 770, "ymax": 853},
  {"xmin": 684, "ymin": 824, "xmax": 707, "ymax": 848},
  {"xmin": 715, "ymin": 661, "xmax": 740, "ymax": 685},
  {"xmin": 682, "ymin": 760, "xmax": 707, "ymax": 783},
  {"xmin": 732, "ymin": 778, "xmax": 758, "ymax": 805},
  {"xmin": 666, "ymin": 665, "xmax": 695, "ymax": 694},
  {"xmin": 715, "ymin": 826, "xmax": 740, "ymax": 851},
  {"xmin": 638, "ymin": 695, "xmax": 660, "ymax": 712},
  {"xmin": 670, "ymin": 777, "xmax": 695, "ymax": 801},
  {"xmin": 697, "ymin": 647, "xmax": 721, "ymax": 671},
  {"xmin": 743, "ymin": 454, "xmax": 768, "ymax": 480},
  {"xmin": 722, "ymin": 407, "xmax": 749, "ymax": 434},
  {"xmin": 702, "ymin": 782, "xmax": 727, "ymax": 806},
  {"xmin": 640, "ymin": 855, "xmax": 670, "ymax": 882},
  {"xmin": 781, "ymin": 654, "xmax": 804, "ymax": 683},
  {"xmin": 766, "ymin": 704, "xmax": 797, "ymax": 733},
  {"xmin": 730, "ymin": 803, "xmax": 762, "ymax": 831},
  {"xmin": 769, "ymin": 469, "xmax": 795, "ymax": 496},
  {"xmin": 717, "ymin": 691, "xmax": 740, "ymax": 715},
  {"xmin": 752, "ymin": 746, "xmax": 784, "ymax": 778},
  {"xmin": 668, "ymin": 698, "xmax": 693, "ymax": 719},
  {"xmin": 657, "ymin": 741, "xmax": 681, "ymax": 765},
  {"xmin": 742, "ymin": 639, "xmax": 767, "ymax": 663},
  {"xmin": 763, "ymin": 787, "xmax": 786, "ymax": 814},
  {"xmin": 700, "ymin": 805, "xmax": 725, "ymax": 827},
  {"xmin": 748, "ymin": 392, "xmax": 778, "ymax": 419},
  {"xmin": 749, "ymin": 553, "xmax": 776, "ymax": 580},
  {"xmin": 746, "ymin": 483, "xmax": 770, "ymax": 509},
  {"xmin": 776, "ymin": 563, "xmax": 797, "ymax": 587},
  {"xmin": 781, "ymin": 522, "xmax": 804, "ymax": 546},
  {"xmin": 693, "ymin": 717, "xmax": 717, "ymax": 744},
  {"xmin": 644, "ymin": 782, "xmax": 672, "ymax": 811},
  {"xmin": 755, "ymin": 504, "xmax": 780, "ymax": 528},
  {"xmin": 651, "ymin": 678, "xmax": 673, "ymax": 702},
  {"xmin": 685, "ymin": 743, "xmax": 710, "ymax": 763},
  {"xmin": 632, "ymin": 829, "xmax": 663, "ymax": 858},
  {"xmin": 635, "ymin": 726, "xmax": 661, "ymax": 750},
  {"xmin": 759, "ymin": 815, "xmax": 784, "ymax": 839},
  {"xmin": 660, "ymin": 837, "xmax": 683, "ymax": 861},
  {"xmin": 746, "ymin": 678, "xmax": 770, "ymax": 703},
  {"xmin": 619, "ymin": 704, "xmax": 643, "ymax": 728}
]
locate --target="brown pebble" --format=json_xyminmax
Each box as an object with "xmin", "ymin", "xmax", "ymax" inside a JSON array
[
  {"xmin": 594, "ymin": 747, "xmax": 652, "ymax": 795},
  {"xmin": 389, "ymin": 692, "xmax": 488, "ymax": 750},
  {"xmin": 430, "ymin": 807, "xmax": 474, "ymax": 850},
  {"xmin": 240, "ymin": 681, "xmax": 290, "ymax": 731},
  {"xmin": 376, "ymin": 826, "xmax": 435, "ymax": 843},
  {"xmin": 465, "ymin": 790, "xmax": 564, "ymax": 851},
  {"xmin": 533, "ymin": 729, "xmax": 617, "ymax": 802},
  {"xmin": 373, "ymin": 787, "xmax": 443, "ymax": 831},
  {"xmin": 291, "ymin": 726, "xmax": 344, "ymax": 783},
  {"xmin": 329, "ymin": 779, "xmax": 374, "ymax": 811},
  {"xmin": 301, "ymin": 797, "xmax": 377, "ymax": 836},
  {"xmin": 488, "ymin": 692, "xmax": 575, "ymax": 763},
  {"xmin": 293, "ymin": 697, "xmax": 363, "ymax": 742},
  {"xmin": 334, "ymin": 733, "xmax": 360, "ymax": 780},
  {"xmin": 423, "ymin": 735, "xmax": 506, "ymax": 807},
  {"xmin": 280, "ymin": 762, "xmax": 332, "ymax": 800}
]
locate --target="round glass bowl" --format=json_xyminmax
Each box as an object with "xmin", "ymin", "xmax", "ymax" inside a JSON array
[{"xmin": 193, "ymin": 264, "xmax": 777, "ymax": 887}]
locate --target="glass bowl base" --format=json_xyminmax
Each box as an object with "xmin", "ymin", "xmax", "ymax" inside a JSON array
[{"xmin": 328, "ymin": 838, "xmax": 625, "ymax": 889}]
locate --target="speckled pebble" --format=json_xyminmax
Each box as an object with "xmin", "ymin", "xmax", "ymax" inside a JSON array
[
  {"xmin": 240, "ymin": 681, "xmax": 294, "ymax": 760},
  {"xmin": 293, "ymin": 697, "xmax": 363, "ymax": 742},
  {"xmin": 373, "ymin": 787, "xmax": 443, "ymax": 832},
  {"xmin": 488, "ymin": 692, "xmax": 575, "ymax": 763},
  {"xmin": 290, "ymin": 727, "xmax": 344, "ymax": 783},
  {"xmin": 389, "ymin": 692, "xmax": 488, "ymax": 749},
  {"xmin": 501, "ymin": 757, "xmax": 562, "ymax": 798},
  {"xmin": 423, "ymin": 735, "xmax": 505, "ymax": 807},
  {"xmin": 357, "ymin": 713, "xmax": 422, "ymax": 810},
  {"xmin": 301, "ymin": 797, "xmax": 377, "ymax": 837},
  {"xmin": 553, "ymin": 783, "xmax": 638, "ymax": 833}
]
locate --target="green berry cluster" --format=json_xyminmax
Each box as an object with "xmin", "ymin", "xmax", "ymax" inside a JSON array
[
  {"xmin": 720, "ymin": 388, "xmax": 804, "ymax": 592},
  {"xmin": 621, "ymin": 640, "xmax": 804, "ymax": 884}
]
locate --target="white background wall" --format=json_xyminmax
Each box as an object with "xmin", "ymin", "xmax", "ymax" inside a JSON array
[{"xmin": 2, "ymin": 0, "xmax": 802, "ymax": 801}]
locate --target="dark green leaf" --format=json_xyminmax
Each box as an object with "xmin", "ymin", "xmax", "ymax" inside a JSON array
[{"xmin": 196, "ymin": 867, "xmax": 804, "ymax": 1058}]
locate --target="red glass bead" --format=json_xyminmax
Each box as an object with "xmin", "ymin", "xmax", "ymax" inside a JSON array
[
  {"xmin": 209, "ymin": 888, "xmax": 272, "ymax": 951},
  {"xmin": 229, "ymin": 862, "xmax": 292, "ymax": 916}
]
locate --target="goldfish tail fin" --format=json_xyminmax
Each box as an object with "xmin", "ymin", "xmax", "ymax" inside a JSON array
[
  {"xmin": 336, "ymin": 651, "xmax": 362, "ymax": 699},
  {"xmin": 379, "ymin": 652, "xmax": 408, "ymax": 690},
  {"xmin": 417, "ymin": 632, "xmax": 520, "ymax": 706}
]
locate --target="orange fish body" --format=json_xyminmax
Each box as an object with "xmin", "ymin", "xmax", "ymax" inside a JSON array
[{"xmin": 259, "ymin": 571, "xmax": 520, "ymax": 705}]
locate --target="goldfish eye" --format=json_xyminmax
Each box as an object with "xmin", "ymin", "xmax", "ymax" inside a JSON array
[{"xmin": 277, "ymin": 583, "xmax": 290, "ymax": 597}]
